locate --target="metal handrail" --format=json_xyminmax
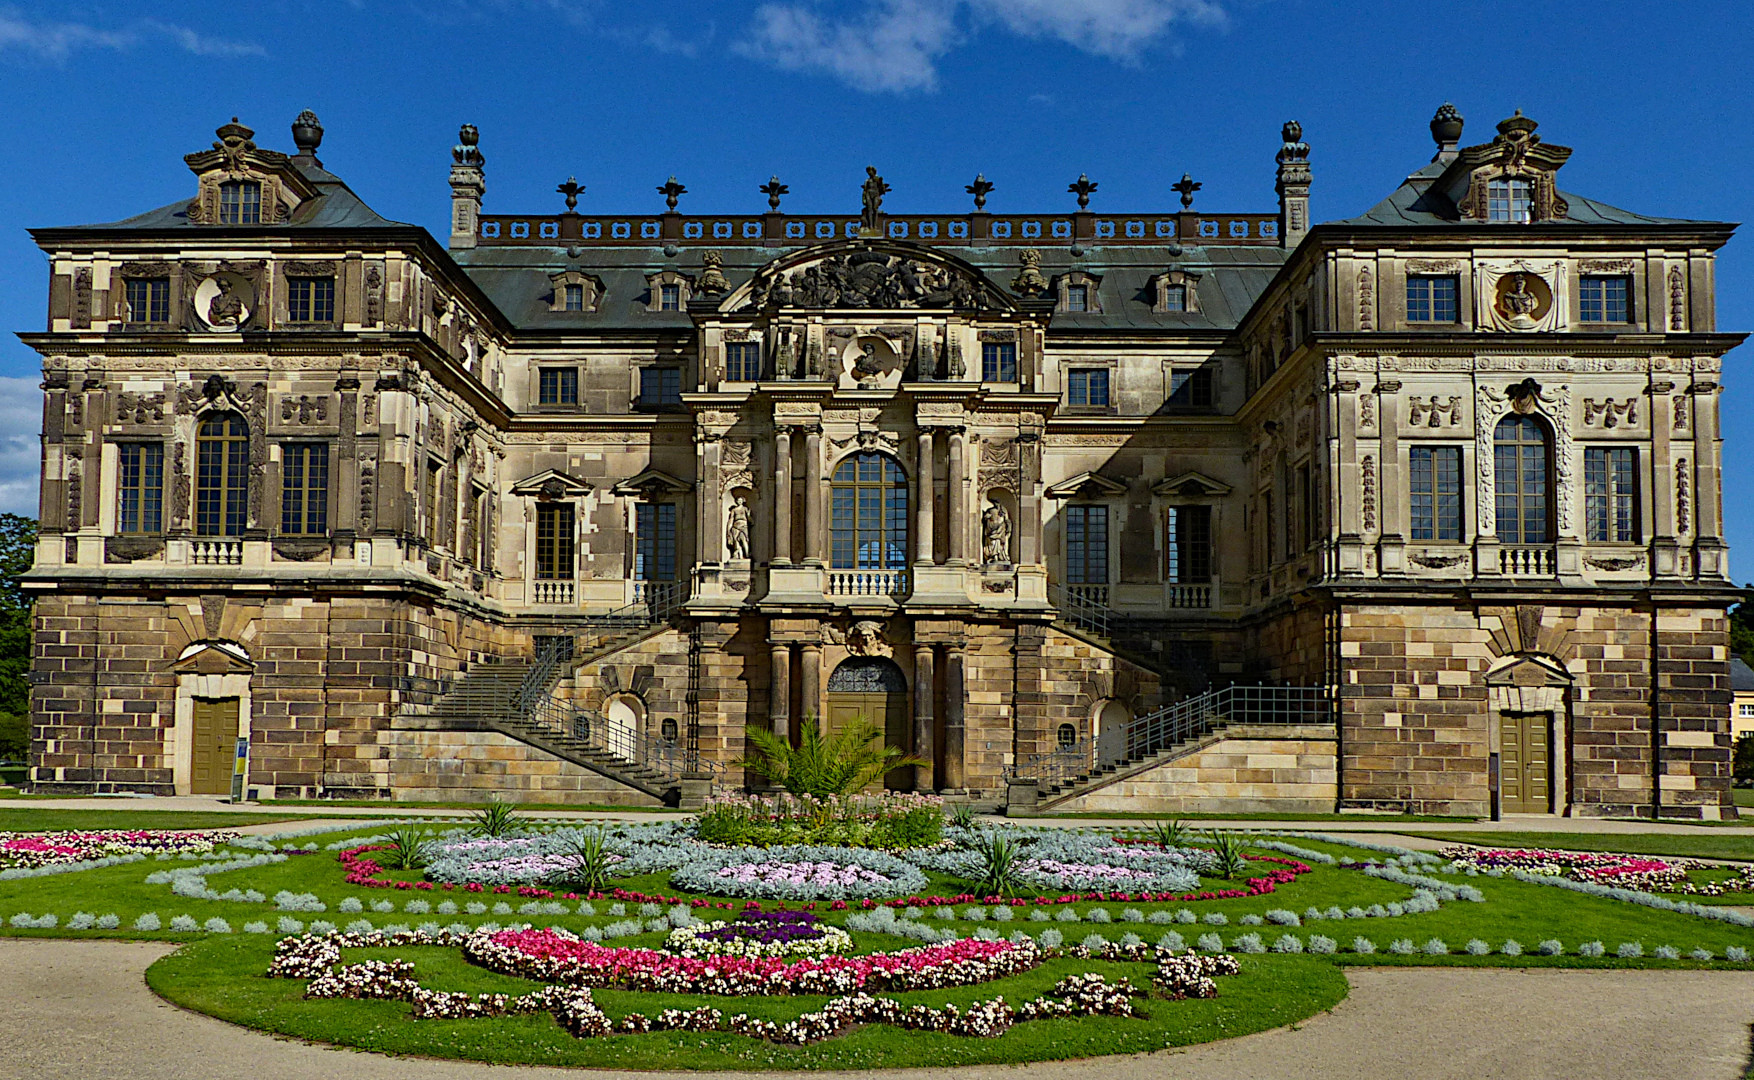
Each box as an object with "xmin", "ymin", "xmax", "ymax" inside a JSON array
[
  {"xmin": 1048, "ymin": 582, "xmax": 1110, "ymax": 637},
  {"xmin": 518, "ymin": 697, "xmax": 724, "ymax": 782},
  {"xmin": 1002, "ymin": 737, "xmax": 1093, "ymax": 786}
]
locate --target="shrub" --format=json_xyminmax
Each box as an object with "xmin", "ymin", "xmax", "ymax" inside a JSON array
[
  {"xmin": 1272, "ymin": 934, "xmax": 1303, "ymax": 953},
  {"xmin": 574, "ymin": 902, "xmax": 595, "ymax": 916},
  {"xmin": 736, "ymin": 718, "xmax": 926, "ymax": 798},
  {"xmin": 992, "ymin": 906, "xmax": 1013, "ymax": 922},
  {"xmin": 1087, "ymin": 907, "xmax": 1112, "ymax": 924},
  {"xmin": 243, "ymin": 921, "xmax": 270, "ymax": 933},
  {"xmin": 372, "ymin": 900, "xmax": 395, "ymax": 914},
  {"xmin": 1238, "ymin": 914, "xmax": 1264, "ymax": 926},
  {"xmin": 204, "ymin": 918, "xmax": 233, "ymax": 934},
  {"xmin": 960, "ymin": 906, "xmax": 987, "ymax": 922},
  {"xmin": 382, "ymin": 824, "xmax": 432, "ymax": 870},
  {"xmin": 607, "ymin": 903, "xmax": 626, "ymax": 916},
  {"xmin": 95, "ymin": 914, "xmax": 119, "ymax": 930},
  {"xmin": 465, "ymin": 902, "xmax": 488, "ymax": 915},
  {"xmin": 1352, "ymin": 937, "xmax": 1376, "ymax": 954},
  {"xmin": 1654, "ymin": 945, "xmax": 1680, "ymax": 960},
  {"xmin": 1157, "ymin": 931, "xmax": 1186, "ymax": 951},
  {"xmin": 437, "ymin": 901, "xmax": 458, "ymax": 915},
  {"xmin": 1232, "ymin": 933, "xmax": 1265, "ymax": 954},
  {"xmin": 308, "ymin": 921, "xmax": 336, "ymax": 934},
  {"xmin": 1726, "ymin": 946, "xmax": 1749, "ymax": 962},
  {"xmin": 169, "ymin": 915, "xmax": 199, "ymax": 932},
  {"xmin": 1146, "ymin": 819, "xmax": 1191, "ymax": 849},
  {"xmin": 67, "ymin": 912, "xmax": 94, "ymax": 930},
  {"xmin": 1265, "ymin": 909, "xmax": 1301, "ymax": 926},
  {"xmin": 404, "ymin": 899, "xmax": 431, "ymax": 915},
  {"xmin": 1309, "ymin": 935, "xmax": 1337, "ymax": 954},
  {"xmin": 1056, "ymin": 907, "xmax": 1081, "ymax": 923},
  {"xmin": 276, "ymin": 916, "xmax": 306, "ymax": 934},
  {"xmin": 548, "ymin": 827, "xmax": 618, "ymax": 892},
  {"xmin": 1176, "ymin": 909, "xmax": 1197, "ymax": 924},
  {"xmin": 1081, "ymin": 933, "xmax": 1109, "ymax": 949},
  {"xmin": 1690, "ymin": 947, "xmax": 1715, "ymax": 961},
  {"xmin": 1121, "ymin": 908, "xmax": 1144, "ymax": 923},
  {"xmin": 492, "ymin": 902, "xmax": 513, "ymax": 915},
  {"xmin": 1197, "ymin": 932, "xmax": 1225, "ymax": 952},
  {"xmin": 1538, "ymin": 939, "xmax": 1564, "ymax": 956},
  {"xmin": 947, "ymin": 802, "xmax": 977, "ymax": 830},
  {"xmin": 1030, "ymin": 908, "xmax": 1050, "ymax": 922},
  {"xmin": 1388, "ymin": 938, "xmax": 1415, "ymax": 955},
  {"xmin": 1616, "ymin": 942, "xmax": 1644, "ymax": 958},
  {"xmin": 1147, "ymin": 910, "xmax": 1175, "ymax": 925},
  {"xmin": 1206, "ymin": 831, "xmax": 1250, "ymax": 879},
  {"xmin": 471, "ymin": 799, "xmax": 524, "ymax": 839},
  {"xmin": 1202, "ymin": 912, "xmax": 1228, "ymax": 926},
  {"xmin": 1347, "ymin": 906, "xmax": 1368, "ymax": 919},
  {"xmin": 1325, "ymin": 906, "xmax": 1347, "ymax": 921},
  {"xmin": 1423, "ymin": 938, "xmax": 1449, "ymax": 956},
  {"xmin": 1038, "ymin": 929, "xmax": 1063, "ymax": 949},
  {"xmin": 1501, "ymin": 940, "xmax": 1523, "ymax": 956},
  {"xmin": 338, "ymin": 897, "xmax": 363, "ymax": 913},
  {"xmin": 970, "ymin": 832, "xmax": 1026, "ymax": 899},
  {"xmin": 1578, "ymin": 941, "xmax": 1606, "ymax": 958},
  {"xmin": 345, "ymin": 919, "xmax": 374, "ymax": 935}
]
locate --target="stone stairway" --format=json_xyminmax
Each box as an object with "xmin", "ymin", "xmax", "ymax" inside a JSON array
[{"xmin": 1032, "ymin": 721, "xmax": 1237, "ymax": 810}]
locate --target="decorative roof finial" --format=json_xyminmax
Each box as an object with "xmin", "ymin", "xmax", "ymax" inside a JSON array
[
  {"xmin": 760, "ymin": 175, "xmax": 789, "ymax": 212},
  {"xmin": 1496, "ymin": 108, "xmax": 1539, "ymax": 141},
  {"xmin": 291, "ymin": 110, "xmax": 323, "ymax": 161},
  {"xmin": 1277, "ymin": 121, "xmax": 1309, "ymax": 164},
  {"xmin": 1430, "ymin": 102, "xmax": 1465, "ymax": 150},
  {"xmin": 1068, "ymin": 173, "xmax": 1097, "ymax": 210},
  {"xmin": 1172, "ymin": 172, "xmax": 1201, "ymax": 210},
  {"xmin": 658, "ymin": 175, "xmax": 687, "ymax": 213},
  {"xmin": 557, "ymin": 176, "xmax": 584, "ymax": 213},
  {"xmin": 452, "ymin": 124, "xmax": 483, "ymax": 167},
  {"xmin": 966, "ymin": 173, "xmax": 994, "ymax": 211}
]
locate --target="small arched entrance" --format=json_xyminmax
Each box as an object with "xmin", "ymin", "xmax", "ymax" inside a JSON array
[
  {"xmin": 1095, "ymin": 699, "xmax": 1131, "ymax": 768},
  {"xmin": 824, "ymin": 656, "xmax": 910, "ymax": 790},
  {"xmin": 603, "ymin": 694, "xmax": 644, "ymax": 759}
]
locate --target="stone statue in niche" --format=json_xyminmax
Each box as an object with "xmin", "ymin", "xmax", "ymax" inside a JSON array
[
  {"xmin": 982, "ymin": 502, "xmax": 1011, "ymax": 565},
  {"xmin": 725, "ymin": 496, "xmax": 751, "ymax": 561},
  {"xmin": 854, "ymin": 341, "xmax": 884, "ymax": 386}
]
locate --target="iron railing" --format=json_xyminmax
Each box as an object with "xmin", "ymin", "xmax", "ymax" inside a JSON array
[
  {"xmin": 1003, "ymin": 684, "xmax": 1332, "ymax": 783},
  {"xmin": 1048, "ymin": 582, "xmax": 1110, "ymax": 636},
  {"xmin": 516, "ymin": 695, "xmax": 723, "ymax": 782}
]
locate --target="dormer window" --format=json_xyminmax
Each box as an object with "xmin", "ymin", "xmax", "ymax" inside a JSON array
[
  {"xmin": 219, "ymin": 180, "xmax": 262, "ymax": 225},
  {"xmin": 1056, "ymin": 272, "xmax": 1101, "ymax": 314},
  {"xmin": 1163, "ymin": 284, "xmax": 1187, "ymax": 312},
  {"xmin": 1151, "ymin": 269, "xmax": 1201, "ymax": 314},
  {"xmin": 660, "ymin": 284, "xmax": 681, "ymax": 311},
  {"xmin": 547, "ymin": 270, "xmax": 600, "ymax": 314},
  {"xmin": 645, "ymin": 271, "xmax": 691, "ymax": 313},
  {"xmin": 1065, "ymin": 284, "xmax": 1089, "ymax": 312},
  {"xmin": 563, "ymin": 283, "xmax": 584, "ymax": 311},
  {"xmin": 1486, "ymin": 177, "xmax": 1532, "ymax": 224}
]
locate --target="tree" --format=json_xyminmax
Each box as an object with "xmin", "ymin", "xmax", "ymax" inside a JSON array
[
  {"xmin": 1730, "ymin": 584, "xmax": 1754, "ymax": 664},
  {"xmin": 1736, "ymin": 733, "xmax": 1754, "ymax": 786},
  {"xmin": 0, "ymin": 514, "xmax": 36, "ymax": 761},
  {"xmin": 736, "ymin": 716, "xmax": 925, "ymax": 798}
]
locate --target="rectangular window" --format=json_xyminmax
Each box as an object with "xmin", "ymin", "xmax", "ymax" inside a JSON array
[
  {"xmin": 1741, "ymin": 703, "xmax": 1754, "ymax": 719},
  {"xmin": 280, "ymin": 443, "xmax": 329, "ymax": 535},
  {"xmin": 117, "ymin": 442, "xmax": 163, "ymax": 534},
  {"xmin": 1406, "ymin": 275, "xmax": 1459, "ymax": 323},
  {"xmin": 534, "ymin": 503, "xmax": 575, "ymax": 580},
  {"xmin": 1409, "ymin": 445, "xmax": 1463, "ymax": 542},
  {"xmin": 1166, "ymin": 505, "xmax": 1212, "ymax": 582},
  {"xmin": 1585, "ymin": 446, "xmax": 1638, "ymax": 542},
  {"xmin": 563, "ymin": 283, "xmax": 585, "ymax": 311},
  {"xmin": 423, "ymin": 461, "xmax": 441, "ymax": 544},
  {"xmin": 1067, "ymin": 368, "xmax": 1109, "ymax": 408},
  {"xmin": 124, "ymin": 278, "xmax": 170, "ymax": 324},
  {"xmin": 1163, "ymin": 284, "xmax": 1187, "ymax": 312},
  {"xmin": 638, "ymin": 367, "xmax": 682, "ymax": 408},
  {"xmin": 1487, "ymin": 177, "xmax": 1532, "ymax": 223},
  {"xmin": 1065, "ymin": 284, "xmax": 1089, "ymax": 312},
  {"xmin": 1580, "ymin": 275, "xmax": 1630, "ymax": 323},
  {"xmin": 725, "ymin": 341, "xmax": 762, "ymax": 382},
  {"xmin": 982, "ymin": 342, "xmax": 1017, "ymax": 382},
  {"xmin": 218, "ymin": 180, "xmax": 261, "ymax": 225},
  {"xmin": 1167, "ymin": 367, "xmax": 1214, "ymax": 408},
  {"xmin": 287, "ymin": 276, "xmax": 335, "ymax": 323},
  {"xmin": 538, "ymin": 367, "xmax": 578, "ymax": 406},
  {"xmin": 1064, "ymin": 505, "xmax": 1108, "ymax": 585},
  {"xmin": 659, "ymin": 283, "xmax": 681, "ymax": 311},
  {"xmin": 635, "ymin": 502, "xmax": 677, "ymax": 581}
]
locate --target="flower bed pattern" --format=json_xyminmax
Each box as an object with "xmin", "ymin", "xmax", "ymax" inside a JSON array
[
  {"xmin": 665, "ymin": 911, "xmax": 853, "ymax": 959},
  {"xmin": 669, "ymin": 845, "xmax": 929, "ymax": 901},
  {"xmin": 695, "ymin": 792, "xmax": 944, "ymax": 850},
  {"xmin": 0, "ymin": 830, "xmax": 235, "ymax": 871},
  {"xmin": 1441, "ymin": 847, "xmax": 1697, "ymax": 891}
]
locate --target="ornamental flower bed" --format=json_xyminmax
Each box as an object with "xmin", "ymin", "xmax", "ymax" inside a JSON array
[
  {"xmin": 666, "ymin": 910, "xmax": 853, "ymax": 959},
  {"xmin": 1440, "ymin": 847, "xmax": 1695, "ymax": 891},
  {"xmin": 910, "ymin": 827, "xmax": 1221, "ymax": 892},
  {"xmin": 669, "ymin": 845, "xmax": 929, "ymax": 901},
  {"xmin": 0, "ymin": 830, "xmax": 236, "ymax": 871},
  {"xmin": 466, "ymin": 926, "xmax": 1039, "ymax": 995},
  {"xmin": 425, "ymin": 837, "xmax": 624, "ymax": 888},
  {"xmin": 695, "ymin": 791, "xmax": 944, "ymax": 850}
]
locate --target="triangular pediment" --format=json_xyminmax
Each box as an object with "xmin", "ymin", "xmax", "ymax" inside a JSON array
[
  {"xmin": 1045, "ymin": 472, "xmax": 1127, "ymax": 499},
  {"xmin": 1485, "ymin": 653, "xmax": 1572, "ymax": 688},
  {"xmin": 725, "ymin": 239, "xmax": 1015, "ymax": 314},
  {"xmin": 610, "ymin": 469, "xmax": 692, "ymax": 497},
  {"xmin": 511, "ymin": 469, "xmax": 595, "ymax": 499},
  {"xmin": 171, "ymin": 641, "xmax": 255, "ymax": 675},
  {"xmin": 1152, "ymin": 471, "xmax": 1232, "ymax": 498}
]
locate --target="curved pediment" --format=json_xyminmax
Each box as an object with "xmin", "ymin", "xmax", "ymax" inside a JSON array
[{"xmin": 724, "ymin": 239, "xmax": 1015, "ymax": 314}]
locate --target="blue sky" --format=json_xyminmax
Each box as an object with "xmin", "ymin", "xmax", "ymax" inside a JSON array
[{"xmin": 1, "ymin": 0, "xmax": 1749, "ymax": 559}]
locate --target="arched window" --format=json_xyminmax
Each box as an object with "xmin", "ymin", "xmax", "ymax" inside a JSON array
[
  {"xmin": 1057, "ymin": 722, "xmax": 1078, "ymax": 749},
  {"xmin": 1494, "ymin": 415, "xmax": 1551, "ymax": 543},
  {"xmin": 195, "ymin": 413, "xmax": 250, "ymax": 536},
  {"xmin": 829, "ymin": 453, "xmax": 907, "ymax": 570}
]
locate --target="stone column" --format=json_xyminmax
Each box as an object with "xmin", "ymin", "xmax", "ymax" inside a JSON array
[
  {"xmin": 1017, "ymin": 435, "xmax": 1042, "ymax": 565},
  {"xmin": 769, "ymin": 642, "xmax": 791, "ymax": 746},
  {"xmin": 947, "ymin": 428, "xmax": 967, "ymax": 564},
  {"xmin": 915, "ymin": 430, "xmax": 935, "ymax": 565},
  {"xmin": 698, "ymin": 434, "xmax": 723, "ymax": 565},
  {"xmin": 803, "ymin": 427, "xmax": 824, "ymax": 565},
  {"xmin": 799, "ymin": 642, "xmax": 822, "ymax": 729},
  {"xmin": 942, "ymin": 643, "xmax": 966, "ymax": 789},
  {"xmin": 1376, "ymin": 380, "xmax": 1405, "ymax": 574},
  {"xmin": 913, "ymin": 643, "xmax": 935, "ymax": 790},
  {"xmin": 773, "ymin": 427, "xmax": 793, "ymax": 564}
]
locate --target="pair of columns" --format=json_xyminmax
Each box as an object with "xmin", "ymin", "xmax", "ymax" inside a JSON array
[{"xmin": 766, "ymin": 637, "xmax": 966, "ymax": 791}]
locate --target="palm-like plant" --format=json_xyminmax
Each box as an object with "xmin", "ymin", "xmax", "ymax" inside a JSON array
[
  {"xmin": 947, "ymin": 802, "xmax": 978, "ymax": 830},
  {"xmin": 1206, "ymin": 830, "xmax": 1250, "ymax": 879},
  {"xmin": 971, "ymin": 832, "xmax": 1025, "ymax": 898},
  {"xmin": 550, "ymin": 827, "xmax": 615, "ymax": 893},
  {"xmin": 1146, "ymin": 818, "xmax": 1190, "ymax": 849},
  {"xmin": 383, "ymin": 824, "xmax": 431, "ymax": 870},
  {"xmin": 471, "ymin": 798, "xmax": 523, "ymax": 838},
  {"xmin": 736, "ymin": 715, "xmax": 926, "ymax": 798}
]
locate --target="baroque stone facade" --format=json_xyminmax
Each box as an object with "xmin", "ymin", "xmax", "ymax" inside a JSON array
[{"xmin": 20, "ymin": 106, "xmax": 1743, "ymax": 817}]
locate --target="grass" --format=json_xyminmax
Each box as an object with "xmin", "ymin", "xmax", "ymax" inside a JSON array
[
  {"xmin": 259, "ymin": 798, "xmax": 684, "ymax": 813},
  {"xmin": 1015, "ymin": 811, "xmax": 1478, "ymax": 823},
  {"xmin": 1734, "ymin": 789, "xmax": 1754, "ymax": 809},
  {"xmin": 1401, "ymin": 830, "xmax": 1754, "ymax": 863},
  {"xmin": 0, "ymin": 822, "xmax": 1751, "ymax": 1069},
  {"xmin": 0, "ymin": 809, "xmax": 333, "ymax": 831}
]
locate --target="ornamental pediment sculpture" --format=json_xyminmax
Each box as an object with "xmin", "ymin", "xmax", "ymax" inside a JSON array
[
  {"xmin": 733, "ymin": 242, "xmax": 1007, "ymax": 313},
  {"xmin": 1478, "ymin": 259, "xmax": 1566, "ymax": 333},
  {"xmin": 182, "ymin": 117, "xmax": 319, "ymax": 226}
]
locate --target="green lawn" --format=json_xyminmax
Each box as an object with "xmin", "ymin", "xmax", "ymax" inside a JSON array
[
  {"xmin": 1019, "ymin": 811, "xmax": 1479, "ymax": 823},
  {"xmin": 0, "ymin": 822, "xmax": 1749, "ymax": 1069},
  {"xmin": 1402, "ymin": 830, "xmax": 1754, "ymax": 863},
  {"xmin": 0, "ymin": 809, "xmax": 334, "ymax": 831},
  {"xmin": 1734, "ymin": 789, "xmax": 1754, "ymax": 809},
  {"xmin": 259, "ymin": 798, "xmax": 684, "ymax": 814}
]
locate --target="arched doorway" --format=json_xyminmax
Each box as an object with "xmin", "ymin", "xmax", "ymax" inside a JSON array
[
  {"xmin": 1095, "ymin": 699, "xmax": 1131, "ymax": 768},
  {"xmin": 824, "ymin": 656, "xmax": 910, "ymax": 791},
  {"xmin": 603, "ymin": 695, "xmax": 644, "ymax": 760}
]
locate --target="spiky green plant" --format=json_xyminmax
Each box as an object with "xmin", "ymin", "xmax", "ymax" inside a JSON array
[
  {"xmin": 947, "ymin": 802, "xmax": 978, "ymax": 830},
  {"xmin": 550, "ymin": 827, "xmax": 615, "ymax": 893},
  {"xmin": 736, "ymin": 715, "xmax": 926, "ymax": 798},
  {"xmin": 971, "ymin": 832, "xmax": 1025, "ymax": 898},
  {"xmin": 1147, "ymin": 818, "xmax": 1190, "ymax": 849},
  {"xmin": 1206, "ymin": 830, "xmax": 1250, "ymax": 879},
  {"xmin": 382, "ymin": 824, "xmax": 432, "ymax": 870},
  {"xmin": 471, "ymin": 798, "xmax": 523, "ymax": 838}
]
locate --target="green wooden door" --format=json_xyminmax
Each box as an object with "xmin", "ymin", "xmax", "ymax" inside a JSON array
[
  {"xmin": 190, "ymin": 698, "xmax": 238, "ymax": 795},
  {"xmin": 825, "ymin": 692, "xmax": 910, "ymax": 791},
  {"xmin": 1499, "ymin": 712, "xmax": 1551, "ymax": 813}
]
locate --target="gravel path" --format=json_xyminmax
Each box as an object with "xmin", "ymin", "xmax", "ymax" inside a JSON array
[{"xmin": 0, "ymin": 939, "xmax": 1748, "ymax": 1080}]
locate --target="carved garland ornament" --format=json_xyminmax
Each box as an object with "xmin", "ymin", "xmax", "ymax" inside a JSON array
[
  {"xmin": 1361, "ymin": 455, "xmax": 1377, "ymax": 531},
  {"xmin": 1582, "ymin": 398, "xmax": 1637, "ymax": 428},
  {"xmin": 1406, "ymin": 395, "xmax": 1462, "ymax": 428},
  {"xmin": 1676, "ymin": 459, "xmax": 1691, "ymax": 535}
]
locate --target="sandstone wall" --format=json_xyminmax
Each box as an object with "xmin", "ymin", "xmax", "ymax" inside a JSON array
[{"xmin": 1049, "ymin": 724, "xmax": 1336, "ymax": 814}]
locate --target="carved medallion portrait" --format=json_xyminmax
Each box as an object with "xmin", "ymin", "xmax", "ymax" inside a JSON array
[{"xmin": 193, "ymin": 273, "xmax": 255, "ymax": 331}]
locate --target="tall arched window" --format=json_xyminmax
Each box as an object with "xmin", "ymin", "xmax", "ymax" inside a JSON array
[
  {"xmin": 830, "ymin": 453, "xmax": 907, "ymax": 569},
  {"xmin": 1494, "ymin": 415, "xmax": 1551, "ymax": 543},
  {"xmin": 196, "ymin": 413, "xmax": 250, "ymax": 537}
]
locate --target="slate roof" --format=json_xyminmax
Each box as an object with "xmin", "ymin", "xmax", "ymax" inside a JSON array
[
  {"xmin": 453, "ymin": 241, "xmax": 1288, "ymax": 334},
  {"xmin": 1332, "ymin": 160, "xmax": 1705, "ymax": 229},
  {"xmin": 1731, "ymin": 657, "xmax": 1754, "ymax": 692},
  {"xmin": 65, "ymin": 161, "xmax": 413, "ymax": 232}
]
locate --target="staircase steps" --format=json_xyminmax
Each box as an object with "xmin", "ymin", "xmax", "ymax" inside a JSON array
[{"xmin": 1037, "ymin": 723, "xmax": 1232, "ymax": 804}]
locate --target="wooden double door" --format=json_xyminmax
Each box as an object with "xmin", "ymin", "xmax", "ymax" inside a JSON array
[
  {"xmin": 825, "ymin": 692, "xmax": 911, "ymax": 791},
  {"xmin": 190, "ymin": 698, "xmax": 240, "ymax": 795},
  {"xmin": 1499, "ymin": 711, "xmax": 1552, "ymax": 814}
]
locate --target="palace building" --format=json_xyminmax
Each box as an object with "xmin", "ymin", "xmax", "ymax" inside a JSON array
[{"xmin": 21, "ymin": 106, "xmax": 1742, "ymax": 817}]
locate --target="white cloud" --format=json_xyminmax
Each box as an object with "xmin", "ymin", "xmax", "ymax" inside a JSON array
[
  {"xmin": 736, "ymin": 0, "xmax": 1227, "ymax": 92},
  {"xmin": 736, "ymin": 0, "xmax": 961, "ymax": 94},
  {"xmin": 0, "ymin": 9, "xmax": 262, "ymax": 62},
  {"xmin": 0, "ymin": 379, "xmax": 39, "ymax": 519}
]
